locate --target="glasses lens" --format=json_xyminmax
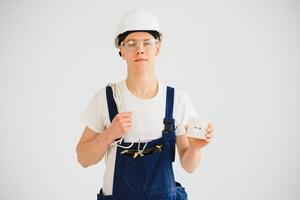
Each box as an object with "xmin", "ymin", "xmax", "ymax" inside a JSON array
[
  {"xmin": 123, "ymin": 39, "xmax": 157, "ymax": 50},
  {"xmin": 142, "ymin": 39, "xmax": 156, "ymax": 47},
  {"xmin": 126, "ymin": 40, "xmax": 137, "ymax": 48}
]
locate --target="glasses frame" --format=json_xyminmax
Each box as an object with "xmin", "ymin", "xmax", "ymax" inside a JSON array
[
  {"xmin": 120, "ymin": 38, "xmax": 159, "ymax": 51},
  {"xmin": 120, "ymin": 144, "xmax": 163, "ymax": 159}
]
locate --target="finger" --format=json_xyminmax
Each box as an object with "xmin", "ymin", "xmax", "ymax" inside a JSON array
[
  {"xmin": 121, "ymin": 120, "xmax": 132, "ymax": 126},
  {"xmin": 118, "ymin": 113, "xmax": 132, "ymax": 119},
  {"xmin": 119, "ymin": 111, "xmax": 132, "ymax": 116},
  {"xmin": 206, "ymin": 127, "xmax": 214, "ymax": 132},
  {"xmin": 117, "ymin": 112, "xmax": 132, "ymax": 118},
  {"xmin": 205, "ymin": 138, "xmax": 211, "ymax": 143},
  {"xmin": 118, "ymin": 112, "xmax": 132, "ymax": 116},
  {"xmin": 114, "ymin": 113, "xmax": 130, "ymax": 121},
  {"xmin": 119, "ymin": 116, "xmax": 132, "ymax": 122},
  {"xmin": 205, "ymin": 132, "xmax": 214, "ymax": 137},
  {"xmin": 206, "ymin": 132, "xmax": 213, "ymax": 139},
  {"xmin": 122, "ymin": 122, "xmax": 132, "ymax": 129},
  {"xmin": 184, "ymin": 125, "xmax": 188, "ymax": 131}
]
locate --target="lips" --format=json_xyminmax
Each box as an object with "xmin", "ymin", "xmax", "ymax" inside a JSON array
[{"xmin": 134, "ymin": 58, "xmax": 148, "ymax": 62}]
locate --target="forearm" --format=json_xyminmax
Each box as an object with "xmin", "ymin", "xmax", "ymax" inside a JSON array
[
  {"xmin": 76, "ymin": 129, "xmax": 114, "ymax": 168},
  {"xmin": 180, "ymin": 146, "xmax": 202, "ymax": 173}
]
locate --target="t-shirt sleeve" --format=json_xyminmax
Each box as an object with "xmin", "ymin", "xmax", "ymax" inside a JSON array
[
  {"xmin": 79, "ymin": 89, "xmax": 107, "ymax": 134},
  {"xmin": 174, "ymin": 91, "xmax": 200, "ymax": 136}
]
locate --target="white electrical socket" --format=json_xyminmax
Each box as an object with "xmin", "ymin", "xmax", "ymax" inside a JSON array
[{"xmin": 186, "ymin": 117, "xmax": 209, "ymax": 140}]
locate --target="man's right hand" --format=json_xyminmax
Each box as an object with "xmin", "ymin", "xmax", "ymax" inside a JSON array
[{"xmin": 106, "ymin": 112, "xmax": 132, "ymax": 141}]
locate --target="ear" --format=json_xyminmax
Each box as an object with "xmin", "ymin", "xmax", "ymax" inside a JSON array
[
  {"xmin": 119, "ymin": 48, "xmax": 125, "ymax": 59},
  {"xmin": 155, "ymin": 44, "xmax": 161, "ymax": 56}
]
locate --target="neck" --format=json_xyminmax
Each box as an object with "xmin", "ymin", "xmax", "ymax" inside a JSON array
[{"xmin": 125, "ymin": 73, "xmax": 158, "ymax": 99}]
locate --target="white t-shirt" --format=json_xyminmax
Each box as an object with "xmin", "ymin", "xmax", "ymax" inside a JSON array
[{"xmin": 80, "ymin": 79, "xmax": 199, "ymax": 195}]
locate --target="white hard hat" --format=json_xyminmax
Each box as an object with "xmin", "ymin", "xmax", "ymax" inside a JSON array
[{"xmin": 115, "ymin": 10, "xmax": 162, "ymax": 48}]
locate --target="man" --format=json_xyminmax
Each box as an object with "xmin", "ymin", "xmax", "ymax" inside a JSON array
[{"xmin": 76, "ymin": 10, "xmax": 214, "ymax": 200}]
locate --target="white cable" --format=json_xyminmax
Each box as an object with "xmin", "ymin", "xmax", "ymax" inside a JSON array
[
  {"xmin": 137, "ymin": 140, "xmax": 148, "ymax": 156},
  {"xmin": 105, "ymin": 83, "xmax": 154, "ymax": 163},
  {"xmin": 107, "ymin": 83, "xmax": 134, "ymax": 149},
  {"xmin": 108, "ymin": 83, "xmax": 123, "ymax": 113}
]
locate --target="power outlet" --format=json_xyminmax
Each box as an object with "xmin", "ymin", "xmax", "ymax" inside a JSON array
[{"xmin": 186, "ymin": 118, "xmax": 209, "ymax": 140}]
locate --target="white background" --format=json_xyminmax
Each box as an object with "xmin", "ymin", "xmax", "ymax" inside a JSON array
[{"xmin": 0, "ymin": 0, "xmax": 299, "ymax": 199}]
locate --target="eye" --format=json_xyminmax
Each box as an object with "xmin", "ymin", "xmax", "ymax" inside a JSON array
[
  {"xmin": 143, "ymin": 41, "xmax": 152, "ymax": 46},
  {"xmin": 126, "ymin": 40, "xmax": 137, "ymax": 47}
]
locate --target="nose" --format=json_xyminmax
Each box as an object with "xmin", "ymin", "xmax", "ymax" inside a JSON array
[
  {"xmin": 136, "ymin": 42, "xmax": 144, "ymax": 55},
  {"xmin": 136, "ymin": 50, "xmax": 144, "ymax": 55}
]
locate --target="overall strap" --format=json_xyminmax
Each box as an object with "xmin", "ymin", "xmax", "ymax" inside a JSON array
[
  {"xmin": 163, "ymin": 86, "xmax": 176, "ymax": 162},
  {"xmin": 163, "ymin": 86, "xmax": 175, "ymax": 133},
  {"xmin": 106, "ymin": 85, "xmax": 118, "ymax": 123}
]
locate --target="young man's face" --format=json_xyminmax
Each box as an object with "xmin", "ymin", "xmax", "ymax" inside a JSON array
[{"xmin": 119, "ymin": 32, "xmax": 160, "ymax": 74}]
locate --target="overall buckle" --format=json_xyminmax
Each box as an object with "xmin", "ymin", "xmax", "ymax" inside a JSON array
[{"xmin": 163, "ymin": 118, "xmax": 175, "ymax": 133}]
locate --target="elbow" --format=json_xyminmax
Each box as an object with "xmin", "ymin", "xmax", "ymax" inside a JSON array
[
  {"xmin": 185, "ymin": 167, "xmax": 196, "ymax": 174},
  {"xmin": 77, "ymin": 155, "xmax": 91, "ymax": 168},
  {"xmin": 180, "ymin": 159, "xmax": 199, "ymax": 174},
  {"xmin": 76, "ymin": 147, "xmax": 91, "ymax": 168},
  {"xmin": 75, "ymin": 144, "xmax": 103, "ymax": 168},
  {"xmin": 182, "ymin": 164, "xmax": 197, "ymax": 174}
]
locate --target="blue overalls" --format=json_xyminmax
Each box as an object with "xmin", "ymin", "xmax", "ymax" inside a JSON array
[{"xmin": 97, "ymin": 85, "xmax": 188, "ymax": 200}]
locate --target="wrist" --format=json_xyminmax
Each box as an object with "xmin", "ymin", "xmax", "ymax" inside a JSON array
[
  {"xmin": 189, "ymin": 142, "xmax": 202, "ymax": 152},
  {"xmin": 103, "ymin": 127, "xmax": 115, "ymax": 145}
]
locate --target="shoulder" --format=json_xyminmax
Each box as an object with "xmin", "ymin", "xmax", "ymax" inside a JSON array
[
  {"xmin": 174, "ymin": 88, "xmax": 192, "ymax": 112},
  {"xmin": 159, "ymin": 82, "xmax": 192, "ymax": 110},
  {"xmin": 92, "ymin": 80, "xmax": 122, "ymax": 100},
  {"xmin": 91, "ymin": 86, "xmax": 107, "ymax": 102},
  {"xmin": 87, "ymin": 82, "xmax": 118, "ymax": 108},
  {"xmin": 90, "ymin": 80, "xmax": 126, "ymax": 106},
  {"xmin": 174, "ymin": 88, "xmax": 189, "ymax": 101},
  {"xmin": 163, "ymin": 82, "xmax": 190, "ymax": 103},
  {"xmin": 160, "ymin": 81, "xmax": 188, "ymax": 98}
]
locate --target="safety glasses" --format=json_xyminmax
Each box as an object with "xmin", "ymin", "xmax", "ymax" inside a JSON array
[
  {"xmin": 121, "ymin": 38, "xmax": 159, "ymax": 51},
  {"xmin": 120, "ymin": 144, "xmax": 163, "ymax": 159}
]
